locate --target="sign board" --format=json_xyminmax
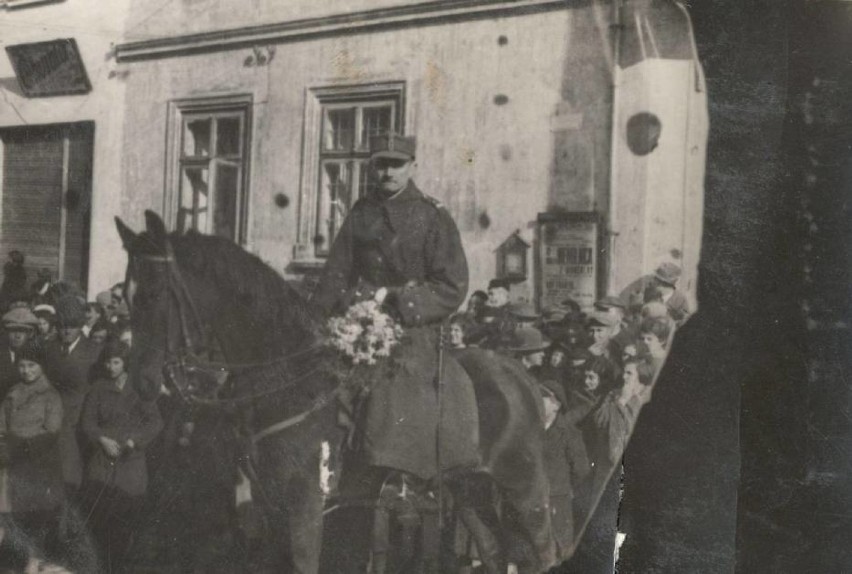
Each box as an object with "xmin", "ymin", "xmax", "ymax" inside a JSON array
[
  {"xmin": 6, "ymin": 38, "xmax": 91, "ymax": 97},
  {"xmin": 536, "ymin": 212, "xmax": 600, "ymax": 310}
]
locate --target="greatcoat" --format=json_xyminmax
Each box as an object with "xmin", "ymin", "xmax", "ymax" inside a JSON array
[
  {"xmin": 43, "ymin": 336, "xmax": 101, "ymax": 488},
  {"xmin": 314, "ymin": 181, "xmax": 479, "ymax": 480}
]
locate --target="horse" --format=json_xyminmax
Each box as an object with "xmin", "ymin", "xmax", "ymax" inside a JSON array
[{"xmin": 115, "ymin": 211, "xmax": 554, "ymax": 573}]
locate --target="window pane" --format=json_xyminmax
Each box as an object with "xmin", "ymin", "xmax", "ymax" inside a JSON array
[
  {"xmin": 216, "ymin": 117, "xmax": 242, "ymax": 156},
  {"xmin": 324, "ymin": 108, "xmax": 355, "ymax": 151},
  {"xmin": 360, "ymin": 105, "xmax": 393, "ymax": 148},
  {"xmin": 180, "ymin": 167, "xmax": 209, "ymax": 233},
  {"xmin": 213, "ymin": 162, "xmax": 239, "ymax": 241},
  {"xmin": 357, "ymin": 160, "xmax": 376, "ymax": 201},
  {"xmin": 183, "ymin": 119, "xmax": 211, "ymax": 157},
  {"xmin": 317, "ymin": 161, "xmax": 352, "ymax": 252}
]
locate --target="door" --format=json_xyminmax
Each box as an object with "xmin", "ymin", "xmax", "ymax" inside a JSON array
[{"xmin": 0, "ymin": 122, "xmax": 94, "ymax": 293}]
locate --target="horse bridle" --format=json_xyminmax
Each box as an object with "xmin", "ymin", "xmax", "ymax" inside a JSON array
[
  {"xmin": 133, "ymin": 238, "xmax": 228, "ymax": 405},
  {"xmin": 133, "ymin": 236, "xmax": 330, "ymax": 412}
]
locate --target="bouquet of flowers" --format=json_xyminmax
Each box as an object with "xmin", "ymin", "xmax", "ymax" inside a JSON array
[{"xmin": 327, "ymin": 299, "xmax": 404, "ymax": 365}]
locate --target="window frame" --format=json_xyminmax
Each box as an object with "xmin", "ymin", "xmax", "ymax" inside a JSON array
[
  {"xmin": 165, "ymin": 94, "xmax": 253, "ymax": 245},
  {"xmin": 295, "ymin": 82, "xmax": 405, "ymax": 263}
]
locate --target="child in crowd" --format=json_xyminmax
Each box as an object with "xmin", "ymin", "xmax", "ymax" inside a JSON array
[
  {"xmin": 639, "ymin": 317, "xmax": 672, "ymax": 375},
  {"xmin": 0, "ymin": 340, "xmax": 64, "ymax": 554},
  {"xmin": 32, "ymin": 305, "xmax": 58, "ymax": 345},
  {"xmin": 80, "ymin": 341, "xmax": 162, "ymax": 573}
]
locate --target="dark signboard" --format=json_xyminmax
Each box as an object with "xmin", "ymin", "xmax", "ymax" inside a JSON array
[{"xmin": 5, "ymin": 38, "xmax": 91, "ymax": 97}]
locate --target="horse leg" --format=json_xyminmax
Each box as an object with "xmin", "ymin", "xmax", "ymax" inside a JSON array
[
  {"xmin": 284, "ymin": 463, "xmax": 325, "ymax": 574},
  {"xmin": 457, "ymin": 506, "xmax": 504, "ymax": 574}
]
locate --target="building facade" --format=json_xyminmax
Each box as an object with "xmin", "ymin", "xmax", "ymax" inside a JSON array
[
  {"xmin": 0, "ymin": 0, "xmax": 130, "ymax": 296},
  {"xmin": 1, "ymin": 0, "xmax": 707, "ymax": 309}
]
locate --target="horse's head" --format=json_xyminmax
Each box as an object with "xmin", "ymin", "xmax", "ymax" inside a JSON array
[{"xmin": 115, "ymin": 211, "xmax": 216, "ymax": 401}]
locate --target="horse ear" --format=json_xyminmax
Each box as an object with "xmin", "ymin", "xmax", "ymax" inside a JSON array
[
  {"xmin": 144, "ymin": 210, "xmax": 169, "ymax": 246},
  {"xmin": 115, "ymin": 217, "xmax": 138, "ymax": 250}
]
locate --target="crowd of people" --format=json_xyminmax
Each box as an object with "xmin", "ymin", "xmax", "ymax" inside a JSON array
[
  {"xmin": 447, "ymin": 262, "xmax": 689, "ymax": 567},
  {"xmin": 0, "ymin": 250, "xmax": 162, "ymax": 572}
]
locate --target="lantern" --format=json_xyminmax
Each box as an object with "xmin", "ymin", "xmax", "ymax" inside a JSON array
[{"xmin": 496, "ymin": 231, "xmax": 530, "ymax": 282}]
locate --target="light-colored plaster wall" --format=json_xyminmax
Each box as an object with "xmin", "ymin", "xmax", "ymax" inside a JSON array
[
  {"xmin": 0, "ymin": 0, "xmax": 131, "ymax": 296},
  {"xmin": 117, "ymin": 7, "xmax": 615, "ymax": 299}
]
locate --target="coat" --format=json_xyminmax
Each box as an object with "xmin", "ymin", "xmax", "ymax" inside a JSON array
[
  {"xmin": 81, "ymin": 377, "xmax": 163, "ymax": 497},
  {"xmin": 314, "ymin": 181, "xmax": 479, "ymax": 479},
  {"xmin": 43, "ymin": 336, "xmax": 102, "ymax": 487},
  {"xmin": 0, "ymin": 343, "xmax": 17, "ymax": 402},
  {"xmin": 0, "ymin": 376, "xmax": 64, "ymax": 512}
]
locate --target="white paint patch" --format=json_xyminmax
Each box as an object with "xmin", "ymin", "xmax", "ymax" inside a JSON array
[
  {"xmin": 614, "ymin": 531, "xmax": 627, "ymax": 566},
  {"xmin": 235, "ymin": 467, "xmax": 253, "ymax": 506},
  {"xmin": 320, "ymin": 440, "xmax": 332, "ymax": 497}
]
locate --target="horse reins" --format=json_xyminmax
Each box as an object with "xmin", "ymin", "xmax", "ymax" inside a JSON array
[{"xmin": 134, "ymin": 241, "xmax": 341, "ymax": 443}]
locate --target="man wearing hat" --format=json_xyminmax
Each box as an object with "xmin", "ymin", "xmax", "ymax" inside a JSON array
[
  {"xmin": 314, "ymin": 132, "xmax": 479, "ymax": 489},
  {"xmin": 0, "ymin": 307, "xmax": 39, "ymax": 400},
  {"xmin": 506, "ymin": 327, "xmax": 550, "ymax": 378},
  {"xmin": 648, "ymin": 262, "xmax": 690, "ymax": 326},
  {"xmin": 43, "ymin": 295, "xmax": 102, "ymax": 495}
]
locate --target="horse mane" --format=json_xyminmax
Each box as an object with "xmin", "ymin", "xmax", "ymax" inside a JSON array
[{"xmin": 167, "ymin": 231, "xmax": 320, "ymax": 351}]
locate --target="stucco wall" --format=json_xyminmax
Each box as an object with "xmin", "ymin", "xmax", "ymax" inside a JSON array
[
  {"xmin": 0, "ymin": 0, "xmax": 131, "ymax": 297},
  {"xmin": 117, "ymin": 6, "xmax": 615, "ymax": 299}
]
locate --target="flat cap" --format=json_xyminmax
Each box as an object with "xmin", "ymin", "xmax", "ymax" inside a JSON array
[
  {"xmin": 594, "ymin": 294, "xmax": 626, "ymax": 311},
  {"xmin": 369, "ymin": 133, "xmax": 416, "ymax": 161},
  {"xmin": 654, "ymin": 262, "xmax": 682, "ymax": 287},
  {"xmin": 586, "ymin": 311, "xmax": 618, "ymax": 328},
  {"xmin": 2, "ymin": 307, "xmax": 38, "ymax": 330}
]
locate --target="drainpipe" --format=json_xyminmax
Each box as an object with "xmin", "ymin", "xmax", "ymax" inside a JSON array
[{"xmin": 607, "ymin": 0, "xmax": 625, "ymax": 296}]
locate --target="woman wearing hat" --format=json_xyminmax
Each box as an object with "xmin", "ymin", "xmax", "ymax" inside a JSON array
[
  {"xmin": 33, "ymin": 305, "xmax": 58, "ymax": 346},
  {"xmin": 0, "ymin": 339, "xmax": 64, "ymax": 552},
  {"xmin": 80, "ymin": 340, "xmax": 162, "ymax": 572}
]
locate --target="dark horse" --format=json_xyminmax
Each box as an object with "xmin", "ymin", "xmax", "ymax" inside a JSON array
[{"xmin": 115, "ymin": 211, "xmax": 553, "ymax": 573}]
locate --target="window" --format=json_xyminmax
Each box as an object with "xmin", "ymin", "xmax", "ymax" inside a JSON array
[
  {"xmin": 296, "ymin": 83, "xmax": 405, "ymax": 260},
  {"xmin": 166, "ymin": 96, "xmax": 251, "ymax": 243}
]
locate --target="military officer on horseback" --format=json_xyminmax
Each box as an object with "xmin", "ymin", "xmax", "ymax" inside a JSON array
[{"xmin": 313, "ymin": 132, "xmax": 480, "ymax": 485}]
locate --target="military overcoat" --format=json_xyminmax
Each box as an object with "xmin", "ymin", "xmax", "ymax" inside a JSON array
[{"xmin": 314, "ymin": 182, "xmax": 479, "ymax": 479}]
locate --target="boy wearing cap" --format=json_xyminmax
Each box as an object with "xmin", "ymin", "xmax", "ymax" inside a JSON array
[
  {"xmin": 314, "ymin": 132, "xmax": 479, "ymax": 486},
  {"xmin": 0, "ymin": 308, "xmax": 39, "ymax": 401},
  {"xmin": 0, "ymin": 339, "xmax": 64, "ymax": 550}
]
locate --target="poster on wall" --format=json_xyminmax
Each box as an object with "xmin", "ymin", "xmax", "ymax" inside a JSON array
[{"xmin": 536, "ymin": 212, "xmax": 599, "ymax": 310}]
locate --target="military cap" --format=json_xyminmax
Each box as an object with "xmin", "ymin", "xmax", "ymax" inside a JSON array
[
  {"xmin": 2, "ymin": 307, "xmax": 38, "ymax": 331},
  {"xmin": 654, "ymin": 262, "xmax": 682, "ymax": 287},
  {"xmin": 506, "ymin": 327, "xmax": 550, "ymax": 354},
  {"xmin": 586, "ymin": 311, "xmax": 618, "ymax": 328},
  {"xmin": 369, "ymin": 133, "xmax": 416, "ymax": 161},
  {"xmin": 507, "ymin": 301, "xmax": 539, "ymax": 321},
  {"xmin": 487, "ymin": 278, "xmax": 511, "ymax": 292},
  {"xmin": 594, "ymin": 294, "xmax": 626, "ymax": 311},
  {"xmin": 56, "ymin": 294, "xmax": 87, "ymax": 328}
]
